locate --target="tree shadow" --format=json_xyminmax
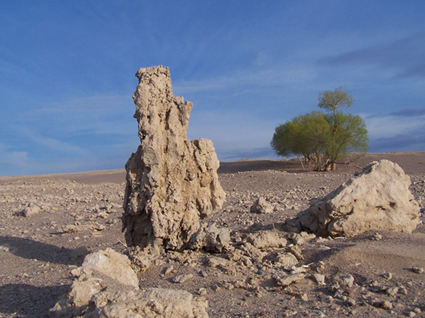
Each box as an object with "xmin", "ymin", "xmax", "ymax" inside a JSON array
[
  {"xmin": 0, "ymin": 283, "xmax": 69, "ymax": 318},
  {"xmin": 0, "ymin": 235, "xmax": 88, "ymax": 265}
]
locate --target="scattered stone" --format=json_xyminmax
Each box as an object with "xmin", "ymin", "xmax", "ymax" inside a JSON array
[
  {"xmin": 122, "ymin": 65, "xmax": 225, "ymax": 253},
  {"xmin": 205, "ymin": 256, "xmax": 229, "ymax": 268},
  {"xmin": 372, "ymin": 232, "xmax": 383, "ymax": 241},
  {"xmin": 63, "ymin": 222, "xmax": 105, "ymax": 233},
  {"xmin": 288, "ymin": 245, "xmax": 304, "ymax": 261},
  {"xmin": 241, "ymin": 243, "xmax": 265, "ymax": 263},
  {"xmin": 250, "ymin": 197, "xmax": 273, "ymax": 214},
  {"xmin": 380, "ymin": 300, "xmax": 393, "ymax": 310},
  {"xmin": 385, "ymin": 287, "xmax": 399, "ymax": 296},
  {"xmin": 132, "ymin": 254, "xmax": 151, "ymax": 272},
  {"xmin": 189, "ymin": 223, "xmax": 231, "ymax": 252},
  {"xmin": 313, "ymin": 273, "xmax": 326, "ymax": 285},
  {"xmin": 172, "ymin": 273, "xmax": 193, "ymax": 283},
  {"xmin": 163, "ymin": 265, "xmax": 174, "ymax": 276},
  {"xmin": 247, "ymin": 231, "xmax": 287, "ymax": 249},
  {"xmin": 412, "ymin": 266, "xmax": 424, "ymax": 274},
  {"xmin": 297, "ymin": 160, "xmax": 420, "ymax": 237},
  {"xmin": 381, "ymin": 272, "xmax": 393, "ymax": 280},
  {"xmin": 275, "ymin": 272, "xmax": 306, "ymax": 287},
  {"xmin": 345, "ymin": 297, "xmax": 356, "ymax": 306},
  {"xmin": 274, "ymin": 252, "xmax": 298, "ymax": 269},
  {"xmin": 198, "ymin": 288, "xmax": 207, "ymax": 296},
  {"xmin": 18, "ymin": 203, "xmax": 40, "ymax": 217},
  {"xmin": 340, "ymin": 274, "xmax": 355, "ymax": 288}
]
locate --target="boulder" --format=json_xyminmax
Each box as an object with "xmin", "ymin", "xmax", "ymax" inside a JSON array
[
  {"xmin": 18, "ymin": 203, "xmax": 40, "ymax": 217},
  {"xmin": 82, "ymin": 248, "xmax": 139, "ymax": 288},
  {"xmin": 89, "ymin": 288, "xmax": 208, "ymax": 318},
  {"xmin": 297, "ymin": 160, "xmax": 420, "ymax": 237},
  {"xmin": 250, "ymin": 197, "xmax": 273, "ymax": 214},
  {"xmin": 50, "ymin": 250, "xmax": 208, "ymax": 318},
  {"xmin": 122, "ymin": 66, "xmax": 225, "ymax": 253}
]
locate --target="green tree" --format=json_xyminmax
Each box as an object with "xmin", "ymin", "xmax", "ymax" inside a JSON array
[{"xmin": 271, "ymin": 88, "xmax": 368, "ymax": 171}]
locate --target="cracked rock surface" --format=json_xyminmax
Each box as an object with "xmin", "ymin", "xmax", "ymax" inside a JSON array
[{"xmin": 122, "ymin": 66, "xmax": 225, "ymax": 253}]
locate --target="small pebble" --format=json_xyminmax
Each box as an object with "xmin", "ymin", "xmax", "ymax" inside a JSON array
[{"xmin": 412, "ymin": 266, "xmax": 424, "ymax": 274}]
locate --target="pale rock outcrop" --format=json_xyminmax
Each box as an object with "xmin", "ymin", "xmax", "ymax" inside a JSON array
[
  {"xmin": 82, "ymin": 248, "xmax": 139, "ymax": 288},
  {"xmin": 297, "ymin": 160, "xmax": 420, "ymax": 237},
  {"xmin": 88, "ymin": 288, "xmax": 208, "ymax": 318},
  {"xmin": 50, "ymin": 249, "xmax": 208, "ymax": 318},
  {"xmin": 123, "ymin": 66, "xmax": 225, "ymax": 252},
  {"xmin": 50, "ymin": 249, "xmax": 140, "ymax": 317}
]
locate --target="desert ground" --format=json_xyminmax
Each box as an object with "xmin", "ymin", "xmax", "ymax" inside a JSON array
[{"xmin": 0, "ymin": 152, "xmax": 424, "ymax": 318}]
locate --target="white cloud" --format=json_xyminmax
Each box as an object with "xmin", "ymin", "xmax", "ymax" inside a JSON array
[{"xmin": 365, "ymin": 113, "xmax": 425, "ymax": 140}]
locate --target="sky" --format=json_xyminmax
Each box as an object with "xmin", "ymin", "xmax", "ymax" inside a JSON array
[{"xmin": 1, "ymin": 1, "xmax": 424, "ymax": 176}]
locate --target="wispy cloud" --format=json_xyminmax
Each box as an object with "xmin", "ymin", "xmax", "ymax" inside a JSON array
[
  {"xmin": 364, "ymin": 108, "xmax": 425, "ymax": 152},
  {"xmin": 389, "ymin": 108, "xmax": 425, "ymax": 117},
  {"xmin": 318, "ymin": 32, "xmax": 425, "ymax": 79},
  {"xmin": 174, "ymin": 65, "xmax": 316, "ymax": 95},
  {"xmin": 18, "ymin": 126, "xmax": 88, "ymax": 155}
]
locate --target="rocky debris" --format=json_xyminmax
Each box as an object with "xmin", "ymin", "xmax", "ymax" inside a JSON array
[
  {"xmin": 89, "ymin": 288, "xmax": 208, "ymax": 318},
  {"xmin": 250, "ymin": 197, "xmax": 273, "ymax": 214},
  {"xmin": 412, "ymin": 266, "xmax": 424, "ymax": 274},
  {"xmin": 50, "ymin": 249, "xmax": 208, "ymax": 318},
  {"xmin": 274, "ymin": 272, "xmax": 306, "ymax": 287},
  {"xmin": 171, "ymin": 273, "xmax": 193, "ymax": 283},
  {"xmin": 297, "ymin": 160, "xmax": 420, "ymax": 237},
  {"xmin": 17, "ymin": 202, "xmax": 41, "ymax": 217},
  {"xmin": 2, "ymin": 155, "xmax": 425, "ymax": 318},
  {"xmin": 189, "ymin": 223, "xmax": 231, "ymax": 253},
  {"xmin": 81, "ymin": 248, "xmax": 139, "ymax": 288},
  {"xmin": 274, "ymin": 252, "xmax": 299, "ymax": 269},
  {"xmin": 50, "ymin": 249, "xmax": 140, "ymax": 317},
  {"xmin": 122, "ymin": 66, "xmax": 225, "ymax": 253},
  {"xmin": 241, "ymin": 243, "xmax": 265, "ymax": 263},
  {"xmin": 131, "ymin": 254, "xmax": 151, "ymax": 272},
  {"xmin": 247, "ymin": 231, "xmax": 287, "ymax": 249},
  {"xmin": 313, "ymin": 273, "xmax": 326, "ymax": 285},
  {"xmin": 62, "ymin": 222, "xmax": 106, "ymax": 233}
]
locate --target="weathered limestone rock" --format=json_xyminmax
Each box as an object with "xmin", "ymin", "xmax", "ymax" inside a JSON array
[
  {"xmin": 89, "ymin": 288, "xmax": 209, "ymax": 318},
  {"xmin": 122, "ymin": 66, "xmax": 225, "ymax": 252},
  {"xmin": 82, "ymin": 248, "xmax": 139, "ymax": 288},
  {"xmin": 188, "ymin": 223, "xmax": 231, "ymax": 253},
  {"xmin": 250, "ymin": 197, "xmax": 273, "ymax": 214},
  {"xmin": 247, "ymin": 231, "xmax": 287, "ymax": 249},
  {"xmin": 50, "ymin": 249, "xmax": 208, "ymax": 318},
  {"xmin": 297, "ymin": 160, "xmax": 420, "ymax": 237},
  {"xmin": 18, "ymin": 203, "xmax": 40, "ymax": 217},
  {"xmin": 50, "ymin": 249, "xmax": 140, "ymax": 317}
]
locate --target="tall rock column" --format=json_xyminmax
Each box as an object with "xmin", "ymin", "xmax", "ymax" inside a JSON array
[{"xmin": 122, "ymin": 66, "xmax": 225, "ymax": 253}]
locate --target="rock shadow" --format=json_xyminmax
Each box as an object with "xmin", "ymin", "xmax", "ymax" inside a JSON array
[
  {"xmin": 0, "ymin": 283, "xmax": 69, "ymax": 318},
  {"xmin": 0, "ymin": 236, "xmax": 88, "ymax": 265}
]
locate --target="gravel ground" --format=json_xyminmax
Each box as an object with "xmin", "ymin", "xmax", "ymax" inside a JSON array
[{"xmin": 1, "ymin": 153, "xmax": 425, "ymax": 318}]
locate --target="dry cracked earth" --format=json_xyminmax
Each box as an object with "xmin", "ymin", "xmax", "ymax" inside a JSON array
[{"xmin": 1, "ymin": 152, "xmax": 425, "ymax": 318}]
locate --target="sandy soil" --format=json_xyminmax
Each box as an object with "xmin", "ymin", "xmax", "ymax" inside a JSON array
[{"xmin": 0, "ymin": 152, "xmax": 424, "ymax": 318}]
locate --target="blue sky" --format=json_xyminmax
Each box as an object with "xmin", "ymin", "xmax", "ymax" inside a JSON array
[{"xmin": 1, "ymin": 1, "xmax": 424, "ymax": 176}]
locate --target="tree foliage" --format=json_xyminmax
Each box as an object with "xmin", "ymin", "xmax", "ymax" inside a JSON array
[{"xmin": 271, "ymin": 88, "xmax": 368, "ymax": 171}]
